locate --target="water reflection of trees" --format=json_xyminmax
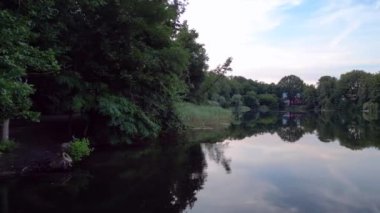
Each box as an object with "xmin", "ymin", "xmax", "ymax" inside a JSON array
[
  {"xmin": 276, "ymin": 126, "xmax": 305, "ymax": 143},
  {"xmin": 203, "ymin": 143, "xmax": 232, "ymax": 174},
  {"xmin": 229, "ymin": 111, "xmax": 380, "ymax": 150},
  {"xmin": 314, "ymin": 112, "xmax": 380, "ymax": 150},
  {"xmin": 0, "ymin": 143, "xmax": 207, "ymax": 213},
  {"xmin": 230, "ymin": 111, "xmax": 281, "ymax": 139},
  {"xmin": 3, "ymin": 112, "xmax": 380, "ymax": 212}
]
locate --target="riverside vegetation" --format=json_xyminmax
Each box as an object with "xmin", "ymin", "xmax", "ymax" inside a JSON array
[
  {"xmin": 67, "ymin": 138, "xmax": 93, "ymax": 162},
  {"xmin": 2, "ymin": 1, "xmax": 380, "ymax": 212},
  {"xmin": 1, "ymin": 0, "xmax": 380, "ymax": 151}
]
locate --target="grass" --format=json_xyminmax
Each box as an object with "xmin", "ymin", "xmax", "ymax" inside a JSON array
[{"xmin": 175, "ymin": 102, "xmax": 233, "ymax": 129}]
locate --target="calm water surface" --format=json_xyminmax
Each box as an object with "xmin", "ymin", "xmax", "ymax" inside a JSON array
[{"xmin": 1, "ymin": 112, "xmax": 380, "ymax": 213}]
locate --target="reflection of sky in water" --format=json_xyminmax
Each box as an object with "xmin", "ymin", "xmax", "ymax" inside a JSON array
[{"xmin": 189, "ymin": 133, "xmax": 380, "ymax": 213}]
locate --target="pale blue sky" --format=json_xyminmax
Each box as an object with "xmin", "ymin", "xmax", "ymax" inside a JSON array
[{"xmin": 183, "ymin": 0, "xmax": 380, "ymax": 84}]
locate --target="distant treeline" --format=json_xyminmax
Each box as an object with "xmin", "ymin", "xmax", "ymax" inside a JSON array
[
  {"xmin": 1, "ymin": 0, "xmax": 379, "ymax": 143},
  {"xmin": 199, "ymin": 70, "xmax": 380, "ymax": 113}
]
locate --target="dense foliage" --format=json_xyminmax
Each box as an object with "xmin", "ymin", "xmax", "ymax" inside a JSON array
[
  {"xmin": 1, "ymin": 1, "xmax": 380, "ymax": 145},
  {"xmin": 0, "ymin": 0, "xmax": 207, "ymax": 143},
  {"xmin": 199, "ymin": 70, "xmax": 380, "ymax": 113},
  {"xmin": 0, "ymin": 9, "xmax": 59, "ymax": 140}
]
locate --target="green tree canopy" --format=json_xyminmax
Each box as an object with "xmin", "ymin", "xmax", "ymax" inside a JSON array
[
  {"xmin": 243, "ymin": 91, "xmax": 259, "ymax": 109},
  {"xmin": 257, "ymin": 94, "xmax": 279, "ymax": 109},
  {"xmin": 0, "ymin": 10, "xmax": 59, "ymax": 140},
  {"xmin": 177, "ymin": 22, "xmax": 209, "ymax": 102},
  {"xmin": 338, "ymin": 70, "xmax": 372, "ymax": 106},
  {"xmin": 277, "ymin": 75, "xmax": 304, "ymax": 98},
  {"xmin": 317, "ymin": 76, "xmax": 338, "ymax": 109}
]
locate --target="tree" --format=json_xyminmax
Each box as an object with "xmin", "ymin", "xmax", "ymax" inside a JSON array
[
  {"xmin": 4, "ymin": 0, "xmax": 193, "ymax": 142},
  {"xmin": 176, "ymin": 22, "xmax": 209, "ymax": 102},
  {"xmin": 303, "ymin": 85, "xmax": 317, "ymax": 109},
  {"xmin": 317, "ymin": 76, "xmax": 338, "ymax": 109},
  {"xmin": 277, "ymin": 75, "xmax": 304, "ymax": 98},
  {"xmin": 338, "ymin": 70, "xmax": 372, "ymax": 107},
  {"xmin": 231, "ymin": 94, "xmax": 243, "ymax": 120},
  {"xmin": 243, "ymin": 91, "xmax": 259, "ymax": 109},
  {"xmin": 199, "ymin": 57, "xmax": 233, "ymax": 96},
  {"xmin": 257, "ymin": 94, "xmax": 279, "ymax": 109},
  {"xmin": 368, "ymin": 73, "xmax": 380, "ymax": 103},
  {"xmin": 0, "ymin": 10, "xmax": 58, "ymax": 141}
]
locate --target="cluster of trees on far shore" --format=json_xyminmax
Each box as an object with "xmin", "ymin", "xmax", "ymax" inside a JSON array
[
  {"xmin": 1, "ymin": 0, "xmax": 380, "ymax": 144},
  {"xmin": 199, "ymin": 70, "xmax": 380, "ymax": 113}
]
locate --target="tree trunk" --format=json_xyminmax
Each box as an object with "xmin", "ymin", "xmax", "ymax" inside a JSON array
[{"xmin": 1, "ymin": 119, "xmax": 10, "ymax": 141}]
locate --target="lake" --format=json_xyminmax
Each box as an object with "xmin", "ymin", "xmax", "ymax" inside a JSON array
[{"xmin": 1, "ymin": 112, "xmax": 380, "ymax": 213}]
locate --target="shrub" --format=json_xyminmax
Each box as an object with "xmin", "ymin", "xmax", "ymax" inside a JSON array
[
  {"xmin": 257, "ymin": 94, "xmax": 279, "ymax": 109},
  {"xmin": 0, "ymin": 139, "xmax": 17, "ymax": 153},
  {"xmin": 68, "ymin": 138, "xmax": 93, "ymax": 162}
]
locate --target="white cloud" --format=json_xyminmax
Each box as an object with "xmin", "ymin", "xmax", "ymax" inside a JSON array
[
  {"xmin": 182, "ymin": 0, "xmax": 380, "ymax": 83},
  {"xmin": 182, "ymin": 0, "xmax": 302, "ymax": 66}
]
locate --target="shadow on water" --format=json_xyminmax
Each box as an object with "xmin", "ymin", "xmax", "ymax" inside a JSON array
[
  {"xmin": 0, "ymin": 142, "xmax": 207, "ymax": 213},
  {"xmin": 1, "ymin": 111, "xmax": 380, "ymax": 212}
]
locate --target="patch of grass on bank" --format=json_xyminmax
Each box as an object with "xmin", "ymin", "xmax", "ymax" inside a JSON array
[{"xmin": 175, "ymin": 102, "xmax": 233, "ymax": 129}]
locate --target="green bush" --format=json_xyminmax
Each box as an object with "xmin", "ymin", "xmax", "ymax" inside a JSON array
[
  {"xmin": 0, "ymin": 139, "xmax": 17, "ymax": 153},
  {"xmin": 257, "ymin": 94, "xmax": 279, "ymax": 109},
  {"xmin": 68, "ymin": 138, "xmax": 93, "ymax": 162}
]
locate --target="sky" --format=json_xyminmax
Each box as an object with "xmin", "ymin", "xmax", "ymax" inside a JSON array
[{"xmin": 182, "ymin": 0, "xmax": 380, "ymax": 84}]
